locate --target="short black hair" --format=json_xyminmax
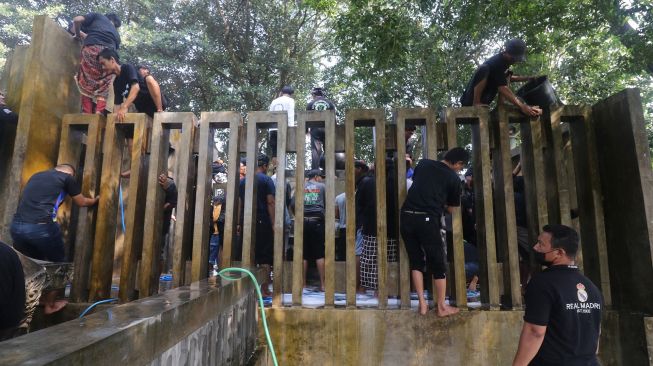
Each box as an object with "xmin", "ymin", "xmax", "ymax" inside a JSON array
[
  {"xmin": 105, "ymin": 13, "xmax": 121, "ymax": 28},
  {"xmin": 543, "ymin": 224, "xmax": 579, "ymax": 257},
  {"xmin": 257, "ymin": 153, "xmax": 270, "ymax": 167},
  {"xmin": 311, "ymin": 87, "xmax": 325, "ymax": 97},
  {"xmin": 443, "ymin": 147, "xmax": 470, "ymax": 165},
  {"xmin": 97, "ymin": 48, "xmax": 120, "ymax": 63},
  {"xmin": 240, "ymin": 158, "xmax": 247, "ymax": 166}
]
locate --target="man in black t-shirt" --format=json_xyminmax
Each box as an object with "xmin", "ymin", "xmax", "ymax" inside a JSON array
[
  {"xmin": 513, "ymin": 224, "xmax": 603, "ymax": 366},
  {"xmin": 10, "ymin": 164, "xmax": 98, "ymax": 314},
  {"xmin": 400, "ymin": 147, "xmax": 468, "ymax": 317},
  {"xmin": 97, "ymin": 48, "xmax": 166, "ymax": 122},
  {"xmin": 460, "ymin": 39, "xmax": 542, "ymax": 117},
  {"xmin": 306, "ymin": 87, "xmax": 336, "ymax": 169}
]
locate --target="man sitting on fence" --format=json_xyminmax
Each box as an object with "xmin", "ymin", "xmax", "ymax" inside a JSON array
[{"xmin": 460, "ymin": 38, "xmax": 542, "ymax": 117}]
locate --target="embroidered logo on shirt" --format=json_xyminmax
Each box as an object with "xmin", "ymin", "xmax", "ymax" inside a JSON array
[{"xmin": 576, "ymin": 283, "xmax": 588, "ymax": 303}]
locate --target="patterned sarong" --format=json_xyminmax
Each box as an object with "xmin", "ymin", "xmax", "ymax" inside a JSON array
[
  {"xmin": 360, "ymin": 235, "xmax": 398, "ymax": 290},
  {"xmin": 75, "ymin": 45, "xmax": 114, "ymax": 99}
]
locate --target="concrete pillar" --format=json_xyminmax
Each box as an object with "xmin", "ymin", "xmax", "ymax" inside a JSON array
[{"xmin": 0, "ymin": 16, "xmax": 80, "ymax": 242}]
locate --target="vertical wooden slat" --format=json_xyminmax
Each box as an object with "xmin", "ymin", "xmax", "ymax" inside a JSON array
[
  {"xmin": 549, "ymin": 107, "xmax": 573, "ymax": 228},
  {"xmin": 272, "ymin": 111, "xmax": 288, "ymax": 308},
  {"xmin": 91, "ymin": 113, "xmax": 148, "ymax": 301},
  {"xmin": 192, "ymin": 113, "xmax": 214, "ymax": 282},
  {"xmin": 494, "ymin": 107, "xmax": 522, "ymax": 309},
  {"xmin": 444, "ymin": 108, "xmax": 467, "ymax": 309},
  {"xmin": 323, "ymin": 110, "xmax": 337, "ymax": 308},
  {"xmin": 293, "ymin": 112, "xmax": 306, "ymax": 307},
  {"xmin": 140, "ymin": 116, "xmax": 170, "ymax": 298},
  {"xmin": 374, "ymin": 110, "xmax": 388, "ymax": 309},
  {"xmin": 541, "ymin": 111, "xmax": 561, "ymax": 225},
  {"xmin": 242, "ymin": 116, "xmax": 259, "ymax": 268},
  {"xmin": 119, "ymin": 114, "xmax": 151, "ymax": 300},
  {"xmin": 196, "ymin": 113, "xmax": 242, "ymax": 277},
  {"xmin": 520, "ymin": 116, "xmax": 547, "ymax": 253},
  {"xmin": 579, "ymin": 107, "xmax": 612, "ymax": 307},
  {"xmin": 393, "ymin": 110, "xmax": 408, "ymax": 309},
  {"xmin": 474, "ymin": 111, "xmax": 500, "ymax": 309},
  {"xmin": 220, "ymin": 114, "xmax": 244, "ymax": 270},
  {"xmin": 58, "ymin": 114, "xmax": 104, "ymax": 303},
  {"xmin": 170, "ymin": 114, "xmax": 197, "ymax": 288},
  {"xmin": 344, "ymin": 111, "xmax": 357, "ymax": 308},
  {"xmin": 394, "ymin": 108, "xmax": 436, "ymax": 309}
]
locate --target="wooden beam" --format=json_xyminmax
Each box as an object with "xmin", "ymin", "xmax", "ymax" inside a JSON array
[
  {"xmin": 58, "ymin": 114, "xmax": 105, "ymax": 303},
  {"xmin": 492, "ymin": 108, "xmax": 522, "ymax": 309},
  {"xmin": 198, "ymin": 112, "xmax": 243, "ymax": 277},
  {"xmin": 91, "ymin": 113, "xmax": 150, "ymax": 301},
  {"xmin": 443, "ymin": 107, "xmax": 468, "ymax": 309}
]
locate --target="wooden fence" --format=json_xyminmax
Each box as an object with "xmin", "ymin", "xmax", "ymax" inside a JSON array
[{"xmin": 56, "ymin": 104, "xmax": 612, "ymax": 309}]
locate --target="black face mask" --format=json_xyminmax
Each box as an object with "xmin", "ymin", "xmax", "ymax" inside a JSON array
[{"xmin": 532, "ymin": 248, "xmax": 557, "ymax": 267}]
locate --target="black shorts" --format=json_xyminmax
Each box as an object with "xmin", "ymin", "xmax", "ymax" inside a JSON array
[
  {"xmin": 303, "ymin": 217, "xmax": 325, "ymax": 261},
  {"xmin": 400, "ymin": 210, "xmax": 447, "ymax": 279},
  {"xmin": 255, "ymin": 219, "xmax": 274, "ymax": 265}
]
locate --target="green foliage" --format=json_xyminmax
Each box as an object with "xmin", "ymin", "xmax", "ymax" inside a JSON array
[{"xmin": 0, "ymin": 0, "xmax": 651, "ymax": 158}]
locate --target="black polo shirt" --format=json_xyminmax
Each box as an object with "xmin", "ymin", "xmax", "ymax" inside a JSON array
[
  {"xmin": 524, "ymin": 265, "xmax": 603, "ymax": 365},
  {"xmin": 402, "ymin": 159, "xmax": 461, "ymax": 217},
  {"xmin": 80, "ymin": 12, "xmax": 120, "ymax": 49},
  {"xmin": 460, "ymin": 53, "xmax": 511, "ymax": 106},
  {"xmin": 14, "ymin": 170, "xmax": 81, "ymax": 224}
]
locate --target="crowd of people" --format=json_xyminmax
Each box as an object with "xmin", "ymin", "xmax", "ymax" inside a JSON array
[{"xmin": 0, "ymin": 20, "xmax": 604, "ymax": 364}]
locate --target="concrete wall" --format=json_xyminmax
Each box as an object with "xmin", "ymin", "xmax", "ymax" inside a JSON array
[
  {"xmin": 265, "ymin": 309, "xmax": 626, "ymax": 366},
  {"xmin": 0, "ymin": 273, "xmax": 260, "ymax": 366},
  {"xmin": 0, "ymin": 15, "xmax": 81, "ymax": 242}
]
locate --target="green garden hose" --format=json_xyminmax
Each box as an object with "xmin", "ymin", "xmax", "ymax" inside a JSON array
[{"xmin": 217, "ymin": 268, "xmax": 278, "ymax": 366}]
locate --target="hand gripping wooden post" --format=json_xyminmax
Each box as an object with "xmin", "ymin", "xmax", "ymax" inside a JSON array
[
  {"xmin": 90, "ymin": 113, "xmax": 151, "ymax": 301},
  {"xmin": 57, "ymin": 114, "xmax": 105, "ymax": 302},
  {"xmin": 139, "ymin": 112, "xmax": 196, "ymax": 298}
]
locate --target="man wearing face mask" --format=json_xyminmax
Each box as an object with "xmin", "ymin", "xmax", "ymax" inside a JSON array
[{"xmin": 513, "ymin": 224, "xmax": 603, "ymax": 366}]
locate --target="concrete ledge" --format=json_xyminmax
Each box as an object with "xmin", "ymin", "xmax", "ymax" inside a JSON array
[
  {"xmin": 0, "ymin": 270, "xmax": 261, "ymax": 365},
  {"xmin": 265, "ymin": 308, "xmax": 628, "ymax": 366}
]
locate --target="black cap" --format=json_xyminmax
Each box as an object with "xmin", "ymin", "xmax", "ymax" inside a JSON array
[
  {"xmin": 307, "ymin": 169, "xmax": 325, "ymax": 178},
  {"xmin": 257, "ymin": 154, "xmax": 269, "ymax": 167},
  {"xmin": 281, "ymin": 85, "xmax": 294, "ymax": 95},
  {"xmin": 505, "ymin": 39, "xmax": 527, "ymax": 62}
]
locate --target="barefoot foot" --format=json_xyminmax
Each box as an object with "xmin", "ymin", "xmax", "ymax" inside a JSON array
[
  {"xmin": 418, "ymin": 301, "xmax": 428, "ymax": 315},
  {"xmin": 436, "ymin": 304, "xmax": 460, "ymax": 317},
  {"xmin": 44, "ymin": 300, "xmax": 68, "ymax": 315}
]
